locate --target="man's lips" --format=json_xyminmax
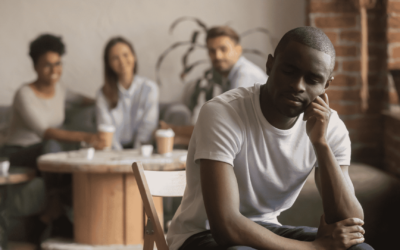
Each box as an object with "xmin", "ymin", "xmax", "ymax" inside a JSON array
[{"xmin": 282, "ymin": 94, "xmax": 303, "ymax": 107}]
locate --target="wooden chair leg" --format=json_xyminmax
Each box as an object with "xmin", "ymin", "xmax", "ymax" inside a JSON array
[{"xmin": 143, "ymin": 234, "xmax": 155, "ymax": 250}]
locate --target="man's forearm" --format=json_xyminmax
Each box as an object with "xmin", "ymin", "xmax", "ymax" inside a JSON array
[
  {"xmin": 213, "ymin": 214, "xmax": 316, "ymax": 250},
  {"xmin": 313, "ymin": 142, "xmax": 364, "ymax": 224}
]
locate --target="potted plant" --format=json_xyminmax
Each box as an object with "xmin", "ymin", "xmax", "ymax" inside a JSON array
[{"xmin": 156, "ymin": 16, "xmax": 274, "ymax": 112}]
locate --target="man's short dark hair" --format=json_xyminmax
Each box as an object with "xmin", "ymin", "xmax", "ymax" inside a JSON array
[
  {"xmin": 206, "ymin": 26, "xmax": 240, "ymax": 44},
  {"xmin": 274, "ymin": 26, "xmax": 336, "ymax": 72},
  {"xmin": 29, "ymin": 34, "xmax": 65, "ymax": 65}
]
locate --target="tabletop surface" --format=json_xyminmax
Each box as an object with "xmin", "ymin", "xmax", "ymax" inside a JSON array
[
  {"xmin": 38, "ymin": 149, "xmax": 187, "ymax": 173},
  {"xmin": 0, "ymin": 167, "xmax": 36, "ymax": 185}
]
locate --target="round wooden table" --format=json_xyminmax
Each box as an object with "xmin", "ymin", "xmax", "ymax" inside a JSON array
[{"xmin": 37, "ymin": 149, "xmax": 187, "ymax": 247}]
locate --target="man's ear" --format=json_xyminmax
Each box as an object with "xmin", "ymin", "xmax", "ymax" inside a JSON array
[{"xmin": 266, "ymin": 54, "xmax": 274, "ymax": 76}]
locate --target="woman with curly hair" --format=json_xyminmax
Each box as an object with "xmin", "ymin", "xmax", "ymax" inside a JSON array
[{"xmin": 2, "ymin": 34, "xmax": 106, "ymax": 168}]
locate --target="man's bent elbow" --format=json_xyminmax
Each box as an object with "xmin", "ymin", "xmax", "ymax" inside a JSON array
[
  {"xmin": 210, "ymin": 220, "xmax": 242, "ymax": 247},
  {"xmin": 211, "ymin": 228, "xmax": 239, "ymax": 247}
]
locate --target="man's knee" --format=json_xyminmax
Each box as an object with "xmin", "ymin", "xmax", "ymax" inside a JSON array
[{"xmin": 349, "ymin": 242, "xmax": 374, "ymax": 250}]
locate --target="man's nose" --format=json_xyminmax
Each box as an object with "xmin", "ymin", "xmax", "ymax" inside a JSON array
[
  {"xmin": 215, "ymin": 50, "xmax": 223, "ymax": 60},
  {"xmin": 289, "ymin": 77, "xmax": 306, "ymax": 92}
]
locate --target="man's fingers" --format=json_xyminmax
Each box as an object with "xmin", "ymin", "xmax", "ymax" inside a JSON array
[
  {"xmin": 348, "ymin": 232, "xmax": 364, "ymax": 239},
  {"xmin": 347, "ymin": 225, "xmax": 365, "ymax": 234},
  {"xmin": 303, "ymin": 103, "xmax": 329, "ymax": 121},
  {"xmin": 313, "ymin": 95, "xmax": 329, "ymax": 109},
  {"xmin": 348, "ymin": 237, "xmax": 365, "ymax": 246},
  {"xmin": 322, "ymin": 93, "xmax": 329, "ymax": 107},
  {"xmin": 341, "ymin": 218, "xmax": 364, "ymax": 226}
]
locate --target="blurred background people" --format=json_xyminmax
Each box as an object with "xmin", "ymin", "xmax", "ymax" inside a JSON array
[
  {"xmin": 207, "ymin": 26, "xmax": 268, "ymax": 92},
  {"xmin": 186, "ymin": 26, "xmax": 269, "ymax": 123},
  {"xmin": 1, "ymin": 34, "xmax": 105, "ymax": 168},
  {"xmin": 96, "ymin": 37, "xmax": 159, "ymax": 150}
]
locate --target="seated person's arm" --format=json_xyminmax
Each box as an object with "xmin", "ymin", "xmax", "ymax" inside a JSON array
[
  {"xmin": 43, "ymin": 128, "xmax": 103, "ymax": 148},
  {"xmin": 15, "ymin": 90, "xmax": 103, "ymax": 148},
  {"xmin": 306, "ymin": 95, "xmax": 363, "ymax": 224},
  {"xmin": 201, "ymin": 159, "xmax": 316, "ymax": 249},
  {"xmin": 314, "ymin": 161, "xmax": 363, "ymax": 223}
]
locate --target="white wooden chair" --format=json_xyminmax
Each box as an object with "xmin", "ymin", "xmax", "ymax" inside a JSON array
[{"xmin": 131, "ymin": 162, "xmax": 186, "ymax": 250}]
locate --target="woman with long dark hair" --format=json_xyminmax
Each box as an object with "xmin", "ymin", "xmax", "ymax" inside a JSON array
[{"xmin": 96, "ymin": 37, "xmax": 159, "ymax": 149}]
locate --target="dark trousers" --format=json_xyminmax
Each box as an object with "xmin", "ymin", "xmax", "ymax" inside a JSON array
[
  {"xmin": 1, "ymin": 140, "xmax": 80, "ymax": 169},
  {"xmin": 179, "ymin": 221, "xmax": 374, "ymax": 250},
  {"xmin": 1, "ymin": 143, "xmax": 44, "ymax": 169}
]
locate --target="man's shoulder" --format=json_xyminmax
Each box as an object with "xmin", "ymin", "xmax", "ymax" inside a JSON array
[{"xmin": 210, "ymin": 85, "xmax": 255, "ymax": 106}]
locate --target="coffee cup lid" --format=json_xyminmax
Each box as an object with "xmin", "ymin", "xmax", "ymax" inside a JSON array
[
  {"xmin": 98, "ymin": 124, "xmax": 115, "ymax": 133},
  {"xmin": 155, "ymin": 128, "xmax": 175, "ymax": 137}
]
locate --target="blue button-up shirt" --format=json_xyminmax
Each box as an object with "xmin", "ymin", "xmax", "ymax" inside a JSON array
[
  {"xmin": 95, "ymin": 75, "xmax": 159, "ymax": 149},
  {"xmin": 211, "ymin": 56, "xmax": 268, "ymax": 94}
]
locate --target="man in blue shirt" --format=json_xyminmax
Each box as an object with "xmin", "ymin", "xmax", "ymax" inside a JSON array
[
  {"xmin": 188, "ymin": 26, "xmax": 268, "ymax": 123},
  {"xmin": 206, "ymin": 26, "xmax": 268, "ymax": 93}
]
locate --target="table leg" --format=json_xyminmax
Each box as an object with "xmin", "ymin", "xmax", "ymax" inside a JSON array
[{"xmin": 73, "ymin": 173, "xmax": 163, "ymax": 246}]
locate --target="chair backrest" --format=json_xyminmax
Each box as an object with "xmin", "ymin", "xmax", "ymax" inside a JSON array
[{"xmin": 131, "ymin": 161, "xmax": 186, "ymax": 250}]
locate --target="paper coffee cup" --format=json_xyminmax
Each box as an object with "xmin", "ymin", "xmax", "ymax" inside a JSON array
[
  {"xmin": 155, "ymin": 129, "xmax": 175, "ymax": 156},
  {"xmin": 98, "ymin": 124, "xmax": 115, "ymax": 150}
]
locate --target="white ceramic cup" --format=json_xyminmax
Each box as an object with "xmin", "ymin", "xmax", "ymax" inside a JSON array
[
  {"xmin": 0, "ymin": 160, "xmax": 10, "ymax": 176},
  {"xmin": 141, "ymin": 145, "xmax": 154, "ymax": 157}
]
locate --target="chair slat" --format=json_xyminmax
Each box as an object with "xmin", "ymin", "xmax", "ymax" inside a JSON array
[{"xmin": 143, "ymin": 170, "xmax": 186, "ymax": 197}]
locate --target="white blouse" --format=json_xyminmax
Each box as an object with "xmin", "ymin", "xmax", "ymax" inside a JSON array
[{"xmin": 95, "ymin": 75, "xmax": 159, "ymax": 149}]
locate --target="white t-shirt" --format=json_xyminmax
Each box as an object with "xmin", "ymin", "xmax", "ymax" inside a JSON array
[{"xmin": 167, "ymin": 84, "xmax": 351, "ymax": 250}]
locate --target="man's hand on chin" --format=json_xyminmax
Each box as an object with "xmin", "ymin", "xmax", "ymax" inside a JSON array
[{"xmin": 303, "ymin": 93, "xmax": 331, "ymax": 145}]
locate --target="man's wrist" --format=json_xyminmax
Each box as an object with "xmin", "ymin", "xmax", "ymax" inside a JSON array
[{"xmin": 311, "ymin": 139, "xmax": 328, "ymax": 148}]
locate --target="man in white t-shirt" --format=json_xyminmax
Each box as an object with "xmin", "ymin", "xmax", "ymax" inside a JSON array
[{"xmin": 167, "ymin": 27, "xmax": 373, "ymax": 250}]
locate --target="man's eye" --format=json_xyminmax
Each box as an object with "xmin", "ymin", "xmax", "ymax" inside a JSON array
[
  {"xmin": 306, "ymin": 77, "xmax": 320, "ymax": 84},
  {"xmin": 282, "ymin": 68, "xmax": 294, "ymax": 75}
]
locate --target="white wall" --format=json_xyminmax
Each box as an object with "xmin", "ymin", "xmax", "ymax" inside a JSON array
[{"xmin": 0, "ymin": 0, "xmax": 305, "ymax": 105}]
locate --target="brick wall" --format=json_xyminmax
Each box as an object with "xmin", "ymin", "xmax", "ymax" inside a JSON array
[
  {"xmin": 384, "ymin": 0, "xmax": 400, "ymax": 175},
  {"xmin": 308, "ymin": 0, "xmax": 387, "ymax": 167},
  {"xmin": 383, "ymin": 112, "xmax": 400, "ymax": 176}
]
